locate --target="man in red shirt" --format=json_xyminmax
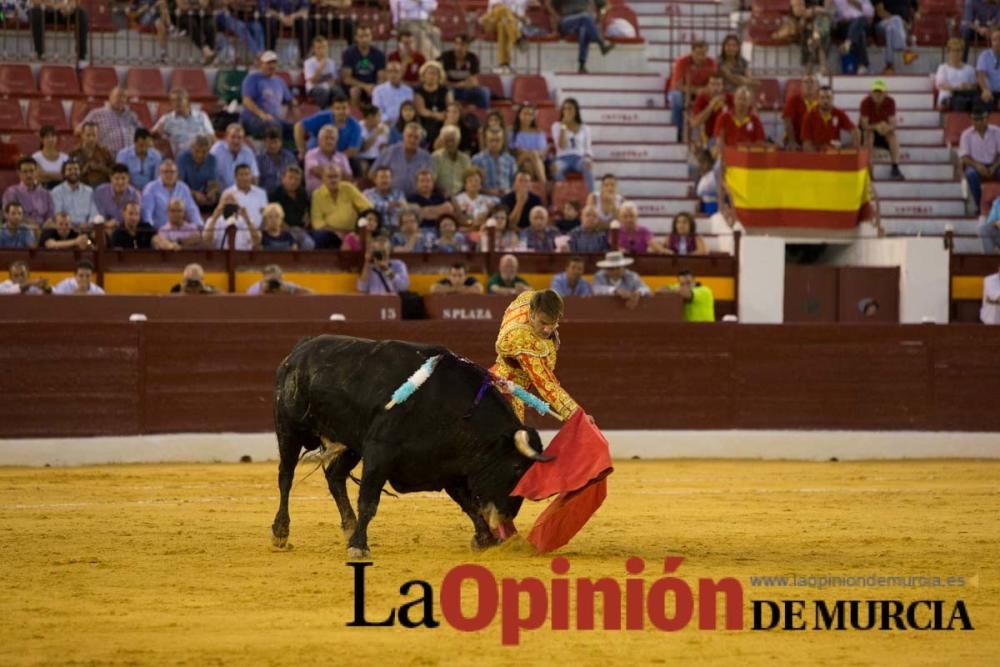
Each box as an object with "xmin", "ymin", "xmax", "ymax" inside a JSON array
[
  {"xmin": 782, "ymin": 74, "xmax": 819, "ymax": 148},
  {"xmin": 713, "ymin": 87, "xmax": 766, "ymax": 151},
  {"xmin": 667, "ymin": 39, "xmax": 717, "ymax": 142},
  {"xmin": 690, "ymin": 73, "xmax": 733, "ymax": 149},
  {"xmin": 387, "ymin": 29, "xmax": 426, "ymax": 85},
  {"xmin": 860, "ymin": 79, "xmax": 904, "ymax": 180},
  {"xmin": 801, "ymin": 86, "xmax": 860, "ymax": 151}
]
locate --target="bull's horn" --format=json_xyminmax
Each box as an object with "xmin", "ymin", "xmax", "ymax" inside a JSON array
[{"xmin": 514, "ymin": 430, "xmax": 553, "ymax": 462}]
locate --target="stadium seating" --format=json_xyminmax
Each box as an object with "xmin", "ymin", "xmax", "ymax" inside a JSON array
[
  {"xmin": 69, "ymin": 100, "xmax": 102, "ymax": 128},
  {"xmin": 169, "ymin": 68, "xmax": 214, "ymax": 102},
  {"xmin": 81, "ymin": 67, "xmax": 120, "ymax": 99},
  {"xmin": 479, "ymin": 74, "xmax": 508, "ymax": 106},
  {"xmin": 756, "ymin": 78, "xmax": 781, "ymax": 111},
  {"xmin": 551, "ymin": 180, "xmax": 589, "ymax": 214},
  {"xmin": 511, "ymin": 75, "xmax": 553, "ymax": 107},
  {"xmin": 7, "ymin": 132, "xmax": 39, "ymax": 159},
  {"xmin": 0, "ymin": 99, "xmax": 26, "ymax": 131},
  {"xmin": 603, "ymin": 6, "xmax": 643, "ymax": 44},
  {"xmin": 125, "ymin": 68, "xmax": 168, "ymax": 101},
  {"xmin": 0, "ymin": 65, "xmax": 38, "ymax": 98},
  {"xmin": 434, "ymin": 4, "xmax": 469, "ymax": 42},
  {"xmin": 26, "ymin": 99, "xmax": 70, "ymax": 132},
  {"xmin": 39, "ymin": 66, "xmax": 81, "ymax": 99},
  {"xmin": 0, "ymin": 142, "xmax": 19, "ymax": 169},
  {"xmin": 214, "ymin": 70, "xmax": 249, "ymax": 104}
]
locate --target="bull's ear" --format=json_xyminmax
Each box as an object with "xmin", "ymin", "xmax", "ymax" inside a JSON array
[{"xmin": 514, "ymin": 429, "xmax": 554, "ymax": 463}]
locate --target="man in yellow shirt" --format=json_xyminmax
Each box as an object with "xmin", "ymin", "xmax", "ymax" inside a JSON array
[
  {"xmin": 309, "ymin": 165, "xmax": 372, "ymax": 248},
  {"xmin": 492, "ymin": 289, "xmax": 582, "ymax": 423}
]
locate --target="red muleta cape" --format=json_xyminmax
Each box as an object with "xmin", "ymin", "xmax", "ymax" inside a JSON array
[{"xmin": 511, "ymin": 410, "xmax": 613, "ymax": 553}]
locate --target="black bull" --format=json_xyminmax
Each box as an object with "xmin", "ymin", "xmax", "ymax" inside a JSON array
[{"xmin": 271, "ymin": 335, "xmax": 550, "ymax": 557}]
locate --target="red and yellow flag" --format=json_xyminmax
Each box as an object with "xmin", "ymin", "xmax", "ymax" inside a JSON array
[{"xmin": 723, "ymin": 149, "xmax": 871, "ymax": 228}]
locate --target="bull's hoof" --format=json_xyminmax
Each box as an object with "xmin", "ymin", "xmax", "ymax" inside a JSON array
[
  {"xmin": 347, "ymin": 546, "xmax": 371, "ymax": 559},
  {"xmin": 271, "ymin": 534, "xmax": 293, "ymax": 551},
  {"xmin": 470, "ymin": 535, "xmax": 500, "ymax": 551}
]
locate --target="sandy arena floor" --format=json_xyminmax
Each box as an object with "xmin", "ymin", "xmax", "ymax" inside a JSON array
[{"xmin": 1, "ymin": 459, "xmax": 997, "ymax": 666}]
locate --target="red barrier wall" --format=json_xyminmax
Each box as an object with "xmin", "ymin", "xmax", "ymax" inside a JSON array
[{"xmin": 3, "ymin": 321, "xmax": 1000, "ymax": 437}]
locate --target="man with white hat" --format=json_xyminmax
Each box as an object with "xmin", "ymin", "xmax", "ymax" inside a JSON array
[
  {"xmin": 592, "ymin": 250, "xmax": 650, "ymax": 309},
  {"xmin": 240, "ymin": 51, "xmax": 295, "ymax": 141}
]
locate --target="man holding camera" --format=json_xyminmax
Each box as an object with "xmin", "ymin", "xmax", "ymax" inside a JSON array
[
  {"xmin": 169, "ymin": 263, "xmax": 217, "ymax": 294},
  {"xmin": 203, "ymin": 192, "xmax": 262, "ymax": 250},
  {"xmin": 246, "ymin": 264, "xmax": 312, "ymax": 295},
  {"xmin": 357, "ymin": 236, "xmax": 409, "ymax": 294}
]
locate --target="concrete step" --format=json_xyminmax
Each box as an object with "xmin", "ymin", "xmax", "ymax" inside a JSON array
[
  {"xmin": 589, "ymin": 123, "xmax": 675, "ymax": 142},
  {"xmin": 592, "ymin": 142, "xmax": 689, "ymax": 161},
  {"xmin": 832, "ymin": 75, "xmax": 934, "ymax": 93},
  {"xmin": 559, "ymin": 89, "xmax": 665, "ymax": 109},
  {"xmin": 895, "ymin": 111, "xmax": 943, "ymax": 128},
  {"xmin": 873, "ymin": 163, "xmax": 955, "ymax": 180},
  {"xmin": 898, "ymin": 128, "xmax": 943, "ymax": 144},
  {"xmin": 748, "ymin": 45, "xmax": 942, "ymax": 76},
  {"xmin": 644, "ymin": 27, "xmax": 733, "ymax": 43},
  {"xmin": 879, "ymin": 199, "xmax": 967, "ymax": 216},
  {"xmin": 835, "ymin": 92, "xmax": 933, "ymax": 110},
  {"xmin": 881, "ymin": 217, "xmax": 979, "ymax": 235},
  {"xmin": 552, "ymin": 73, "xmax": 667, "ymax": 92},
  {"xmin": 586, "ymin": 107, "xmax": 671, "ymax": 124},
  {"xmin": 632, "ymin": 197, "xmax": 701, "ymax": 215},
  {"xmin": 635, "ymin": 1, "xmax": 737, "ymax": 18},
  {"xmin": 619, "ymin": 178, "xmax": 691, "ymax": 197},
  {"xmin": 953, "ymin": 237, "xmax": 986, "ymax": 253},
  {"xmin": 873, "ymin": 181, "xmax": 963, "ymax": 198},
  {"xmin": 638, "ymin": 13, "xmax": 737, "ymax": 28},
  {"xmin": 892, "ymin": 146, "xmax": 952, "ymax": 162},
  {"xmin": 593, "ymin": 161, "xmax": 690, "ymax": 178}
]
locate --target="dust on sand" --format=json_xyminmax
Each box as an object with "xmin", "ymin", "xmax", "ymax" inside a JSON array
[{"xmin": 1, "ymin": 459, "xmax": 997, "ymax": 666}]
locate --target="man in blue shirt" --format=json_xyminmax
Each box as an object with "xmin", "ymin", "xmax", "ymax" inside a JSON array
[
  {"xmin": 240, "ymin": 51, "xmax": 295, "ymax": 140},
  {"xmin": 550, "ymin": 256, "xmax": 593, "ymax": 297},
  {"xmin": 116, "ymin": 128, "xmax": 163, "ymax": 190},
  {"xmin": 256, "ymin": 125, "xmax": 298, "ymax": 194},
  {"xmin": 141, "ymin": 159, "xmax": 203, "ymax": 229},
  {"xmin": 210, "ymin": 124, "xmax": 260, "ymax": 191},
  {"xmin": 978, "ymin": 28, "xmax": 1000, "ymax": 106},
  {"xmin": 0, "ymin": 202, "xmax": 36, "ymax": 249},
  {"xmin": 963, "ymin": 0, "xmax": 1000, "ymax": 62},
  {"xmin": 342, "ymin": 24, "xmax": 386, "ymax": 106},
  {"xmin": 177, "ymin": 135, "xmax": 220, "ymax": 213},
  {"xmin": 294, "ymin": 93, "xmax": 364, "ymax": 160}
]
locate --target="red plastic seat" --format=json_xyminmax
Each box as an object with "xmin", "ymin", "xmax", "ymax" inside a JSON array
[
  {"xmin": 602, "ymin": 6, "xmax": 643, "ymax": 44},
  {"xmin": 0, "ymin": 65, "xmax": 38, "ymax": 97},
  {"xmin": 80, "ymin": 0, "xmax": 115, "ymax": 31},
  {"xmin": 70, "ymin": 99, "xmax": 102, "ymax": 128},
  {"xmin": 0, "ymin": 169, "xmax": 19, "ymax": 192},
  {"xmin": 81, "ymin": 66, "xmax": 120, "ymax": 99},
  {"xmin": 943, "ymin": 112, "xmax": 973, "ymax": 147},
  {"xmin": 981, "ymin": 182, "xmax": 1000, "ymax": 214},
  {"xmin": 0, "ymin": 142, "xmax": 19, "ymax": 169},
  {"xmin": 130, "ymin": 102, "xmax": 154, "ymax": 128},
  {"xmin": 0, "ymin": 99, "xmax": 26, "ymax": 131},
  {"xmin": 7, "ymin": 132, "xmax": 40, "ymax": 158},
  {"xmin": 169, "ymin": 68, "xmax": 214, "ymax": 102},
  {"xmin": 524, "ymin": 6, "xmax": 558, "ymax": 41},
  {"xmin": 756, "ymin": 78, "xmax": 781, "ymax": 110},
  {"xmin": 551, "ymin": 179, "xmax": 588, "ymax": 214},
  {"xmin": 125, "ymin": 67, "xmax": 167, "ymax": 100},
  {"xmin": 912, "ymin": 15, "xmax": 949, "ymax": 47},
  {"xmin": 433, "ymin": 5, "xmax": 468, "ymax": 42},
  {"xmin": 536, "ymin": 106, "xmax": 561, "ymax": 134},
  {"xmin": 39, "ymin": 66, "xmax": 81, "ymax": 99},
  {"xmin": 479, "ymin": 73, "xmax": 507, "ymax": 103},
  {"xmin": 746, "ymin": 14, "xmax": 788, "ymax": 46},
  {"xmin": 27, "ymin": 99, "xmax": 69, "ymax": 131},
  {"xmin": 527, "ymin": 180, "xmax": 548, "ymax": 206},
  {"xmin": 511, "ymin": 75, "xmax": 553, "ymax": 107},
  {"xmin": 752, "ymin": 0, "xmax": 791, "ymax": 13}
]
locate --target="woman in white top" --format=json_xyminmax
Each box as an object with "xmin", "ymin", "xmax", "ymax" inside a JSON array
[
  {"xmin": 585, "ymin": 174, "xmax": 625, "ymax": 230},
  {"xmin": 32, "ymin": 125, "xmax": 68, "ymax": 188},
  {"xmin": 455, "ymin": 166, "xmax": 499, "ymax": 229},
  {"xmin": 302, "ymin": 36, "xmax": 343, "ymax": 108},
  {"xmin": 551, "ymin": 97, "xmax": 595, "ymax": 193},
  {"xmin": 935, "ymin": 38, "xmax": 978, "ymax": 111}
]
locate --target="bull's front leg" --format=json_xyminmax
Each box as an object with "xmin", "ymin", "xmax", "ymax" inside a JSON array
[
  {"xmin": 446, "ymin": 486, "xmax": 499, "ymax": 550},
  {"xmin": 347, "ymin": 464, "xmax": 388, "ymax": 558}
]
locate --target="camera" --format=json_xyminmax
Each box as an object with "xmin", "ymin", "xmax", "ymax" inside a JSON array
[
  {"xmin": 371, "ymin": 250, "xmax": 385, "ymax": 262},
  {"xmin": 184, "ymin": 278, "xmax": 202, "ymax": 289},
  {"xmin": 222, "ymin": 203, "xmax": 239, "ymax": 219},
  {"xmin": 264, "ymin": 278, "xmax": 283, "ymax": 293}
]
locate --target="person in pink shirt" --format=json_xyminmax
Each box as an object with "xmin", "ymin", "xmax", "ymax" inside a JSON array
[
  {"xmin": 615, "ymin": 201, "xmax": 665, "ymax": 254},
  {"xmin": 304, "ymin": 125, "xmax": 352, "ymax": 194}
]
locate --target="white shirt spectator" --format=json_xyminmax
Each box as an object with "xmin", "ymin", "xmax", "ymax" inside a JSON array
[
  {"xmin": 223, "ymin": 184, "xmax": 268, "ymax": 228},
  {"xmin": 551, "ymin": 121, "xmax": 593, "ymax": 159},
  {"xmin": 392, "ymin": 0, "xmax": 438, "ymax": 22},
  {"xmin": 372, "ymin": 80, "xmax": 415, "ymax": 125},
  {"xmin": 982, "ymin": 272, "xmax": 1000, "ymax": 324},
  {"xmin": 152, "ymin": 108, "xmax": 215, "ymax": 156},
  {"xmin": 208, "ymin": 214, "xmax": 257, "ymax": 251},
  {"xmin": 32, "ymin": 150, "xmax": 69, "ymax": 179},
  {"xmin": 303, "ymin": 56, "xmax": 338, "ymax": 94},
  {"xmin": 360, "ymin": 123, "xmax": 390, "ymax": 160},
  {"xmin": 935, "ymin": 62, "xmax": 977, "ymax": 107},
  {"xmin": 50, "ymin": 181, "xmax": 98, "ymax": 226},
  {"xmin": 53, "ymin": 278, "xmax": 105, "ymax": 294}
]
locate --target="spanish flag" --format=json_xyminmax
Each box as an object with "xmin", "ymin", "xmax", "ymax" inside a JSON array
[{"xmin": 723, "ymin": 148, "xmax": 871, "ymax": 228}]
